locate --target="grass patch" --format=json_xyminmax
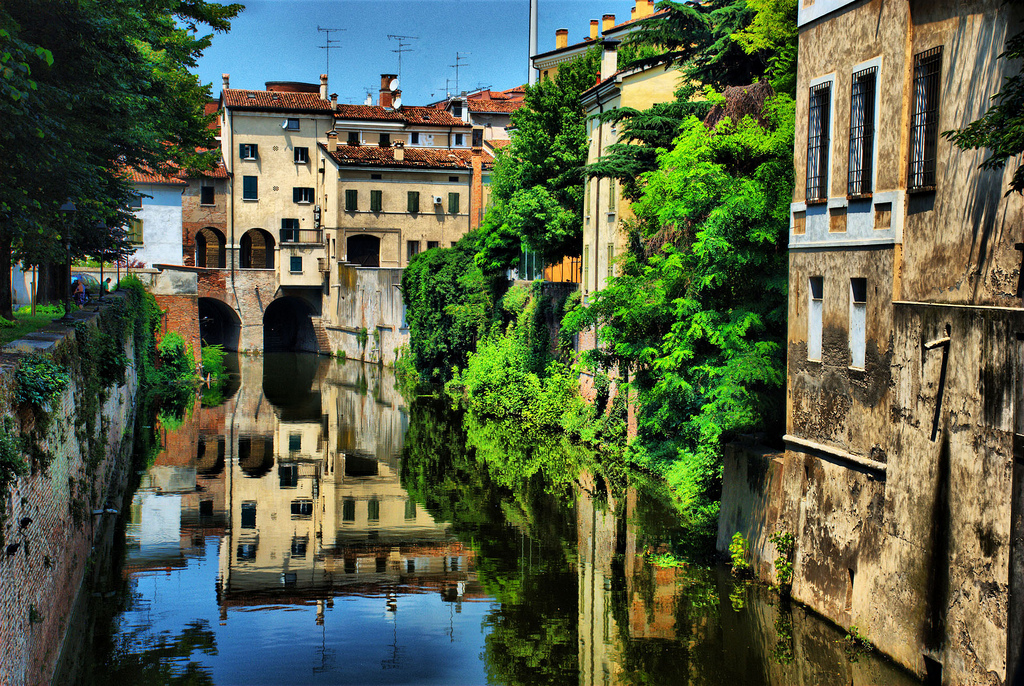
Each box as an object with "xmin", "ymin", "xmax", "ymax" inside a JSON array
[{"xmin": 0, "ymin": 312, "xmax": 63, "ymax": 347}]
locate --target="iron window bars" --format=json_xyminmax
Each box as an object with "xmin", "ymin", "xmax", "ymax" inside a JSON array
[
  {"xmin": 806, "ymin": 81, "xmax": 832, "ymax": 202},
  {"xmin": 909, "ymin": 46, "xmax": 942, "ymax": 191},
  {"xmin": 848, "ymin": 66, "xmax": 877, "ymax": 196}
]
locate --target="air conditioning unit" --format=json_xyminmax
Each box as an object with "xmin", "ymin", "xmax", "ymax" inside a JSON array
[{"xmin": 432, "ymin": 195, "xmax": 443, "ymax": 205}]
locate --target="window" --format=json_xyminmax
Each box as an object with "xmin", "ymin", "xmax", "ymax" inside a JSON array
[
  {"xmin": 345, "ymin": 189, "xmax": 358, "ymax": 211},
  {"xmin": 281, "ymin": 218, "xmax": 299, "ymax": 242},
  {"xmin": 449, "ymin": 176, "xmax": 459, "ymax": 183},
  {"xmin": 242, "ymin": 175, "xmax": 258, "ymax": 200},
  {"xmin": 199, "ymin": 499, "xmax": 213, "ymax": 516},
  {"xmin": 583, "ymin": 244, "xmax": 590, "ymax": 293},
  {"xmin": 237, "ymin": 543, "xmax": 257, "ymax": 560},
  {"xmin": 128, "ymin": 193, "xmax": 142, "ymax": 208},
  {"xmin": 370, "ymin": 190, "xmax": 383, "ymax": 212},
  {"xmin": 288, "ymin": 433, "xmax": 301, "ymax": 451},
  {"xmin": 808, "ymin": 276, "xmax": 823, "ymax": 361},
  {"xmin": 411, "ymin": 132, "xmax": 420, "ymax": 145},
  {"xmin": 454, "ymin": 133, "xmax": 464, "ymax": 146},
  {"xmin": 294, "ymin": 146, "xmax": 309, "ymax": 164},
  {"xmin": 608, "ymin": 179, "xmax": 616, "ymax": 211},
  {"xmin": 850, "ymin": 278, "xmax": 867, "ymax": 368},
  {"xmin": 368, "ymin": 498, "xmax": 380, "ymax": 522},
  {"xmin": 806, "ymin": 81, "xmax": 832, "ymax": 202},
  {"xmin": 128, "ymin": 218, "xmax": 144, "ymax": 245},
  {"xmin": 289, "ymin": 255, "xmax": 302, "ymax": 273},
  {"xmin": 404, "ymin": 499, "xmax": 416, "ymax": 520},
  {"xmin": 239, "ymin": 143, "xmax": 258, "ymax": 160},
  {"xmin": 379, "ymin": 133, "xmax": 391, "ymax": 147},
  {"xmin": 472, "ymin": 128, "xmax": 483, "ymax": 147},
  {"xmin": 427, "ymin": 241, "xmax": 438, "ymax": 250},
  {"xmin": 241, "ymin": 502, "xmax": 256, "ymax": 528},
  {"xmin": 347, "ymin": 130, "xmax": 359, "ymax": 145},
  {"xmin": 290, "ymin": 500, "xmax": 313, "ymax": 517},
  {"xmin": 279, "ymin": 464, "xmax": 298, "ymax": 488},
  {"xmin": 407, "ymin": 240, "xmax": 420, "ymax": 261},
  {"xmin": 448, "ymin": 192, "xmax": 459, "ymax": 214},
  {"xmin": 407, "ymin": 191, "xmax": 420, "ymax": 213},
  {"xmin": 285, "ymin": 118, "xmax": 299, "ymax": 130},
  {"xmin": 291, "ymin": 536, "xmax": 307, "ymax": 559},
  {"xmin": 370, "ymin": 173, "xmax": 382, "ymax": 180},
  {"xmin": 293, "ymin": 187, "xmax": 314, "ymax": 204},
  {"xmin": 909, "ymin": 46, "xmax": 942, "ymax": 191},
  {"xmin": 607, "ymin": 243, "xmax": 614, "ymax": 281},
  {"xmin": 200, "ymin": 185, "xmax": 215, "ymax": 206},
  {"xmin": 848, "ymin": 66, "xmax": 876, "ymax": 196},
  {"xmin": 452, "ymin": 103, "xmax": 462, "ymax": 117},
  {"xmin": 342, "ymin": 499, "xmax": 355, "ymax": 522}
]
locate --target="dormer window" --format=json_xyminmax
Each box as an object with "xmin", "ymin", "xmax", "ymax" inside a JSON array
[
  {"xmin": 411, "ymin": 132, "xmax": 420, "ymax": 145},
  {"xmin": 453, "ymin": 103, "xmax": 463, "ymax": 117},
  {"xmin": 379, "ymin": 133, "xmax": 391, "ymax": 147},
  {"xmin": 454, "ymin": 133, "xmax": 464, "ymax": 146},
  {"xmin": 347, "ymin": 131, "xmax": 359, "ymax": 146}
]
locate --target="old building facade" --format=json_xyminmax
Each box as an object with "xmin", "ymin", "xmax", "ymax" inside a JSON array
[{"xmin": 739, "ymin": 1, "xmax": 1024, "ymax": 683}]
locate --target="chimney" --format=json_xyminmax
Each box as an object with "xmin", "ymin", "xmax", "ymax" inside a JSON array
[
  {"xmin": 637, "ymin": 0, "xmax": 653, "ymax": 19},
  {"xmin": 394, "ymin": 140, "xmax": 405, "ymax": 162},
  {"xmin": 222, "ymin": 73, "xmax": 230, "ymax": 90},
  {"xmin": 555, "ymin": 28, "xmax": 568, "ymax": 49},
  {"xmin": 602, "ymin": 14, "xmax": 615, "ymax": 33},
  {"xmin": 320, "ymin": 74, "xmax": 328, "ymax": 100},
  {"xmin": 630, "ymin": 6, "xmax": 636, "ymax": 19},
  {"xmin": 379, "ymin": 73, "xmax": 397, "ymax": 108},
  {"xmin": 589, "ymin": 20, "xmax": 599, "ymax": 40},
  {"xmin": 601, "ymin": 40, "xmax": 618, "ymax": 81},
  {"xmin": 330, "ymin": 93, "xmax": 338, "ymax": 110},
  {"xmin": 326, "ymin": 130, "xmax": 337, "ymax": 153}
]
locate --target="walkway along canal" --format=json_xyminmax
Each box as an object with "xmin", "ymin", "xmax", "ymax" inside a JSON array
[{"xmin": 60, "ymin": 353, "xmax": 920, "ymax": 684}]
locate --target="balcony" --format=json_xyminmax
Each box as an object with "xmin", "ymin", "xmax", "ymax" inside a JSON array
[{"xmin": 280, "ymin": 228, "xmax": 323, "ymax": 245}]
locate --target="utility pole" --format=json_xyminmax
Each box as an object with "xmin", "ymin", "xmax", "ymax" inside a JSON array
[
  {"xmin": 449, "ymin": 52, "xmax": 470, "ymax": 95},
  {"xmin": 387, "ymin": 34, "xmax": 419, "ymax": 84},
  {"xmin": 317, "ymin": 25, "xmax": 345, "ymax": 84}
]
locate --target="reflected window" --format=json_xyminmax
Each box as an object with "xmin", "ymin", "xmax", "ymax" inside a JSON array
[
  {"xmin": 199, "ymin": 499, "xmax": 214, "ymax": 517},
  {"xmin": 291, "ymin": 536, "xmax": 308, "ymax": 559},
  {"xmin": 291, "ymin": 500, "xmax": 313, "ymax": 518},
  {"xmin": 281, "ymin": 572, "xmax": 297, "ymax": 586},
  {"xmin": 279, "ymin": 464, "xmax": 298, "ymax": 488},
  {"xmin": 342, "ymin": 499, "xmax": 355, "ymax": 522},
  {"xmin": 241, "ymin": 501, "xmax": 256, "ymax": 528},
  {"xmin": 406, "ymin": 559, "xmax": 415, "ymax": 573},
  {"xmin": 238, "ymin": 436, "xmax": 275, "ymax": 478},
  {"xmin": 289, "ymin": 433, "xmax": 301, "ymax": 452},
  {"xmin": 404, "ymin": 499, "xmax": 416, "ymax": 520},
  {"xmin": 376, "ymin": 557, "xmax": 386, "ymax": 573},
  {"xmin": 449, "ymin": 556, "xmax": 460, "ymax": 572},
  {"xmin": 367, "ymin": 498, "xmax": 380, "ymax": 522},
  {"xmin": 345, "ymin": 558, "xmax": 356, "ymax": 575},
  {"xmin": 237, "ymin": 542, "xmax": 257, "ymax": 560}
]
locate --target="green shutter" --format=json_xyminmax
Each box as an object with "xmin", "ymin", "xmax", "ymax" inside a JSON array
[
  {"xmin": 370, "ymin": 190, "xmax": 382, "ymax": 212},
  {"xmin": 448, "ymin": 192, "xmax": 459, "ymax": 214},
  {"xmin": 345, "ymin": 189, "xmax": 357, "ymax": 211},
  {"xmin": 407, "ymin": 191, "xmax": 419, "ymax": 213}
]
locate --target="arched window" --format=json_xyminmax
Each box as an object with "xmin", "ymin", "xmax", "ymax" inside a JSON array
[
  {"xmin": 346, "ymin": 234, "xmax": 380, "ymax": 267},
  {"xmin": 240, "ymin": 228, "xmax": 275, "ymax": 269},
  {"xmin": 196, "ymin": 227, "xmax": 226, "ymax": 268}
]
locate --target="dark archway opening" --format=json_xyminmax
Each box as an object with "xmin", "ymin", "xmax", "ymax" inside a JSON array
[
  {"xmin": 238, "ymin": 436, "xmax": 274, "ymax": 478},
  {"xmin": 262, "ymin": 353, "xmax": 326, "ymax": 421},
  {"xmin": 199, "ymin": 297, "xmax": 241, "ymax": 351},
  {"xmin": 347, "ymin": 234, "xmax": 380, "ymax": 267},
  {"xmin": 196, "ymin": 227, "xmax": 227, "ymax": 268},
  {"xmin": 263, "ymin": 296, "xmax": 317, "ymax": 353},
  {"xmin": 240, "ymin": 228, "xmax": 274, "ymax": 269}
]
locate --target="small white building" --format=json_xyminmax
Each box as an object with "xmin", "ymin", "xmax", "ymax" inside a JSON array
[{"xmin": 127, "ymin": 169, "xmax": 186, "ymax": 268}]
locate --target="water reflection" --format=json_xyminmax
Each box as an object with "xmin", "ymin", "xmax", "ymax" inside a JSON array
[{"xmin": 82, "ymin": 354, "xmax": 918, "ymax": 685}]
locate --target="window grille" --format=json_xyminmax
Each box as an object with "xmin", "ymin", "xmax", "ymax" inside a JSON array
[
  {"xmin": 909, "ymin": 46, "xmax": 942, "ymax": 191},
  {"xmin": 848, "ymin": 66, "xmax": 876, "ymax": 196},
  {"xmin": 806, "ymin": 81, "xmax": 832, "ymax": 202}
]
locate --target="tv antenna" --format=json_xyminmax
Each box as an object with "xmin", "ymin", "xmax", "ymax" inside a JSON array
[
  {"xmin": 317, "ymin": 26, "xmax": 346, "ymax": 82},
  {"xmin": 449, "ymin": 52, "xmax": 470, "ymax": 95},
  {"xmin": 387, "ymin": 34, "xmax": 419, "ymax": 84}
]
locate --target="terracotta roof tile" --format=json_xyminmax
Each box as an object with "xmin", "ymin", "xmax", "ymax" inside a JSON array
[
  {"xmin": 467, "ymin": 99, "xmax": 524, "ymax": 113},
  {"xmin": 322, "ymin": 144, "xmax": 493, "ymax": 170},
  {"xmin": 125, "ymin": 166, "xmax": 187, "ymax": 186},
  {"xmin": 486, "ymin": 139, "xmax": 512, "ymax": 151},
  {"xmin": 222, "ymin": 89, "xmax": 333, "ymax": 113},
  {"xmin": 334, "ymin": 105, "xmax": 470, "ymax": 127}
]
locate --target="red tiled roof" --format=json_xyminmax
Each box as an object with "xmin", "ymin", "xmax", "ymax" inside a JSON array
[
  {"xmin": 486, "ymin": 139, "xmax": 512, "ymax": 151},
  {"xmin": 322, "ymin": 144, "xmax": 493, "ymax": 170},
  {"xmin": 467, "ymin": 99, "xmax": 524, "ymax": 113},
  {"xmin": 125, "ymin": 166, "xmax": 186, "ymax": 185},
  {"xmin": 334, "ymin": 105, "xmax": 470, "ymax": 127},
  {"xmin": 222, "ymin": 89, "xmax": 333, "ymax": 113},
  {"xmin": 203, "ymin": 101, "xmax": 221, "ymax": 133}
]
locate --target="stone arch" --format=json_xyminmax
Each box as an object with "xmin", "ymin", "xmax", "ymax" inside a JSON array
[
  {"xmin": 195, "ymin": 227, "xmax": 226, "ymax": 268},
  {"xmin": 347, "ymin": 234, "xmax": 380, "ymax": 267},
  {"xmin": 198, "ymin": 297, "xmax": 242, "ymax": 351},
  {"xmin": 238, "ymin": 435, "xmax": 274, "ymax": 478},
  {"xmin": 240, "ymin": 228, "xmax": 275, "ymax": 269},
  {"xmin": 263, "ymin": 296, "xmax": 317, "ymax": 353}
]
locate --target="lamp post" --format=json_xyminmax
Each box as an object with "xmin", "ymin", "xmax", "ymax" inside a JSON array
[{"xmin": 56, "ymin": 200, "xmax": 76, "ymax": 324}]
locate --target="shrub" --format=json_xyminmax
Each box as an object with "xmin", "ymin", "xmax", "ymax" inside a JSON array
[
  {"xmin": 729, "ymin": 531, "xmax": 752, "ymax": 576},
  {"xmin": 16, "ymin": 356, "xmax": 70, "ymax": 412}
]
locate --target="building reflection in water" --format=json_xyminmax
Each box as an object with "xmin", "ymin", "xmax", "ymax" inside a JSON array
[{"xmin": 126, "ymin": 354, "xmax": 483, "ymax": 627}]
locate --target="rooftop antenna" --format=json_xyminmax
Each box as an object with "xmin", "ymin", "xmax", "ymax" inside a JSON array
[
  {"xmin": 449, "ymin": 52, "xmax": 470, "ymax": 95},
  {"xmin": 317, "ymin": 25, "xmax": 346, "ymax": 83},
  {"xmin": 387, "ymin": 34, "xmax": 419, "ymax": 84}
]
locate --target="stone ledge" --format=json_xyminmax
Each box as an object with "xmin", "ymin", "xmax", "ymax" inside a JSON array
[{"xmin": 783, "ymin": 434, "xmax": 887, "ymax": 475}]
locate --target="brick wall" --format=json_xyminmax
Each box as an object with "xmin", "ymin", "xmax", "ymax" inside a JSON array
[
  {"xmin": 181, "ymin": 178, "xmax": 228, "ymax": 268},
  {"xmin": 0, "ymin": 304, "xmax": 140, "ymax": 686},
  {"xmin": 154, "ymin": 293, "xmax": 201, "ymax": 364}
]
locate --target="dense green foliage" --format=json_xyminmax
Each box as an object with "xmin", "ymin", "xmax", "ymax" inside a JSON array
[
  {"xmin": 15, "ymin": 356, "xmax": 70, "ymax": 412},
  {"xmin": 0, "ymin": 0, "xmax": 241, "ymax": 318},
  {"xmin": 945, "ymin": 28, "xmax": 1024, "ymax": 195},
  {"xmin": 477, "ymin": 48, "xmax": 601, "ymax": 272}
]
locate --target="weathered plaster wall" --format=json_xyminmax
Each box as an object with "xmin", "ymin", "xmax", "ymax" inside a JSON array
[
  {"xmin": 0, "ymin": 302, "xmax": 140, "ymax": 686},
  {"xmin": 133, "ymin": 183, "xmax": 185, "ymax": 267},
  {"xmin": 326, "ymin": 266, "xmax": 407, "ymax": 365}
]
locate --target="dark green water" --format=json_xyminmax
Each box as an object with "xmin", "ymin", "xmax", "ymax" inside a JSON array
[{"xmin": 66, "ymin": 353, "xmax": 918, "ymax": 685}]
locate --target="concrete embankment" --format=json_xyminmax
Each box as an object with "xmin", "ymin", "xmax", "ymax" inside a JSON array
[{"xmin": 0, "ymin": 297, "xmax": 141, "ymax": 686}]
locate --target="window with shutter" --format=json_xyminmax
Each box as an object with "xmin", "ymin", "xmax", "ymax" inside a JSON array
[
  {"xmin": 407, "ymin": 191, "xmax": 420, "ymax": 213},
  {"xmin": 242, "ymin": 176, "xmax": 258, "ymax": 200},
  {"xmin": 239, "ymin": 143, "xmax": 258, "ymax": 160},
  {"xmin": 345, "ymin": 189, "xmax": 357, "ymax": 211},
  {"xmin": 448, "ymin": 192, "xmax": 459, "ymax": 214},
  {"xmin": 370, "ymin": 190, "xmax": 383, "ymax": 212}
]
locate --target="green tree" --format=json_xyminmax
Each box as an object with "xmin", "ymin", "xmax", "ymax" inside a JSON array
[
  {"xmin": 944, "ymin": 28, "xmax": 1024, "ymax": 195},
  {"xmin": 0, "ymin": 0, "xmax": 241, "ymax": 319},
  {"xmin": 732, "ymin": 0, "xmax": 798, "ymax": 96},
  {"xmin": 477, "ymin": 47, "xmax": 601, "ymax": 273}
]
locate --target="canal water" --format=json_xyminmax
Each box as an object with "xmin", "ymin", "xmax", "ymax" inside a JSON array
[{"xmin": 69, "ymin": 353, "xmax": 918, "ymax": 685}]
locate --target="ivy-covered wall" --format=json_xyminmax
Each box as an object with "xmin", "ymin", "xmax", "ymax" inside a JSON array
[{"xmin": 0, "ymin": 293, "xmax": 143, "ymax": 686}]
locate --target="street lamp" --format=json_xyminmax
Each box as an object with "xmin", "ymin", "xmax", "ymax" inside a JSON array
[{"xmin": 55, "ymin": 200, "xmax": 76, "ymax": 324}]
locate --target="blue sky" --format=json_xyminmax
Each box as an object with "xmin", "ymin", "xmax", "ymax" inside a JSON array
[{"xmin": 195, "ymin": 0, "xmax": 638, "ymax": 105}]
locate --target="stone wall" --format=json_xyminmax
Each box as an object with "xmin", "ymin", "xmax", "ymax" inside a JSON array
[
  {"xmin": 0, "ymin": 300, "xmax": 140, "ymax": 686},
  {"xmin": 326, "ymin": 266, "xmax": 407, "ymax": 365}
]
